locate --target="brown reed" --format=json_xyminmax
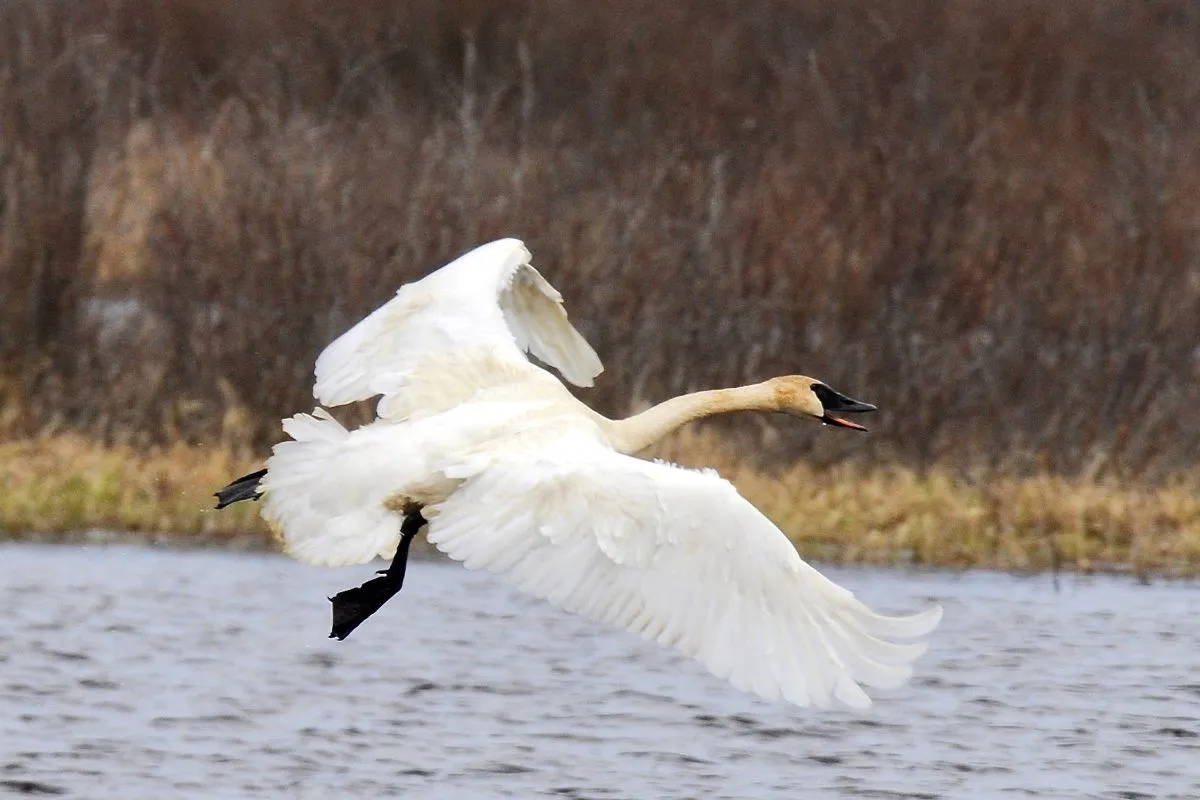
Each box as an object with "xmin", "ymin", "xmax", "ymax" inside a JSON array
[{"xmin": 4, "ymin": 430, "xmax": 1199, "ymax": 576}]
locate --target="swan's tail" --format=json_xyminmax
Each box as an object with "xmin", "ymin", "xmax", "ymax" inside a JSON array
[
  {"xmin": 214, "ymin": 468, "xmax": 267, "ymax": 509},
  {"xmin": 260, "ymin": 408, "xmax": 407, "ymax": 568}
]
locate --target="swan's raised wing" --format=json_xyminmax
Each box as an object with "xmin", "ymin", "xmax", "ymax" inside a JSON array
[
  {"xmin": 313, "ymin": 239, "xmax": 602, "ymax": 411},
  {"xmin": 426, "ymin": 444, "xmax": 942, "ymax": 709}
]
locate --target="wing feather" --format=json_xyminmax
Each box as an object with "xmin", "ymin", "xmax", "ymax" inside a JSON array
[
  {"xmin": 313, "ymin": 239, "xmax": 602, "ymax": 413},
  {"xmin": 425, "ymin": 445, "xmax": 942, "ymax": 709}
]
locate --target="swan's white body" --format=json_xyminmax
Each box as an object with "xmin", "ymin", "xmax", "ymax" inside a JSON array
[{"xmin": 261, "ymin": 238, "xmax": 941, "ymax": 709}]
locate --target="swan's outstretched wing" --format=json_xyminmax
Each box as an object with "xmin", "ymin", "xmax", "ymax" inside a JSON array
[
  {"xmin": 313, "ymin": 239, "xmax": 602, "ymax": 412},
  {"xmin": 426, "ymin": 444, "xmax": 943, "ymax": 709}
]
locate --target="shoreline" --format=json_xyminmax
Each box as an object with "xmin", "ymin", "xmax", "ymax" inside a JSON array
[
  {"xmin": 5, "ymin": 530, "xmax": 1196, "ymax": 584},
  {"xmin": 2, "ymin": 433, "xmax": 1198, "ymax": 578}
]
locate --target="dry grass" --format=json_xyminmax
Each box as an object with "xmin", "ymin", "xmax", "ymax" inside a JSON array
[
  {"xmin": 5, "ymin": 432, "xmax": 1199, "ymax": 577},
  {"xmin": 0, "ymin": 435, "xmax": 263, "ymax": 544},
  {"xmin": 651, "ymin": 428, "xmax": 1200, "ymax": 577}
]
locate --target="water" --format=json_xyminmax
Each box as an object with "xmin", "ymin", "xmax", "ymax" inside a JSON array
[{"xmin": 1, "ymin": 543, "xmax": 1197, "ymax": 799}]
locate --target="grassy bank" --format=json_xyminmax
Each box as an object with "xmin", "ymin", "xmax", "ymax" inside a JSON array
[{"xmin": 4, "ymin": 433, "xmax": 1198, "ymax": 578}]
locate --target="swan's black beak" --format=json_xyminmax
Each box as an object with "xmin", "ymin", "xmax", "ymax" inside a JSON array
[{"xmin": 812, "ymin": 384, "xmax": 877, "ymax": 432}]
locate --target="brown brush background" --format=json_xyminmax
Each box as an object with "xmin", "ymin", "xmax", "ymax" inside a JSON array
[{"xmin": 2, "ymin": 0, "xmax": 1198, "ymax": 478}]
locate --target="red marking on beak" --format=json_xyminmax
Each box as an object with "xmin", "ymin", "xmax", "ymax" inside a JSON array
[{"xmin": 821, "ymin": 414, "xmax": 868, "ymax": 431}]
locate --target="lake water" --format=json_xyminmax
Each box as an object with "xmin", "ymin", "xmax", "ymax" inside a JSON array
[{"xmin": 1, "ymin": 543, "xmax": 1197, "ymax": 799}]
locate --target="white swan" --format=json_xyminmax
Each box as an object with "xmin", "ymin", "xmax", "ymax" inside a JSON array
[{"xmin": 216, "ymin": 238, "xmax": 941, "ymax": 709}]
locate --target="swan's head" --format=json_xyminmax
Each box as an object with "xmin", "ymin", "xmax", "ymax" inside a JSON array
[{"xmin": 766, "ymin": 376, "xmax": 877, "ymax": 431}]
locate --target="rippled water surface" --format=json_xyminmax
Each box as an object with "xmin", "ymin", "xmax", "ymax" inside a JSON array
[{"xmin": 2, "ymin": 543, "xmax": 1198, "ymax": 799}]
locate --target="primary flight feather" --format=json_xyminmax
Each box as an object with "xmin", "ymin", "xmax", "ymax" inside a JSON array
[{"xmin": 216, "ymin": 238, "xmax": 942, "ymax": 709}]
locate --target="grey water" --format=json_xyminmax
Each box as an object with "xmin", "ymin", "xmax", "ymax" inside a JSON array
[{"xmin": 1, "ymin": 543, "xmax": 1197, "ymax": 799}]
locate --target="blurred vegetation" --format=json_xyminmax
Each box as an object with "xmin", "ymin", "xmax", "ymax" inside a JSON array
[
  {"xmin": 0, "ymin": 435, "xmax": 264, "ymax": 544},
  {"xmin": 5, "ymin": 429, "xmax": 1199, "ymax": 577},
  {"xmin": 1, "ymin": 1, "xmax": 1198, "ymax": 568}
]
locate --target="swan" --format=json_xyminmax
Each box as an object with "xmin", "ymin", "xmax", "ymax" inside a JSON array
[{"xmin": 216, "ymin": 238, "xmax": 941, "ymax": 709}]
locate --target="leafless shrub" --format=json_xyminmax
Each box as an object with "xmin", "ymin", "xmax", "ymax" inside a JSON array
[{"xmin": 2, "ymin": 0, "xmax": 1198, "ymax": 478}]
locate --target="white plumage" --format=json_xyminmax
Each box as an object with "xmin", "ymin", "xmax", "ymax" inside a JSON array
[
  {"xmin": 255, "ymin": 237, "xmax": 942, "ymax": 709},
  {"xmin": 313, "ymin": 238, "xmax": 602, "ymax": 418}
]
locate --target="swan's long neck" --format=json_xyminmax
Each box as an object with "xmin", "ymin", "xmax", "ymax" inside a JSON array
[{"xmin": 605, "ymin": 383, "xmax": 778, "ymax": 455}]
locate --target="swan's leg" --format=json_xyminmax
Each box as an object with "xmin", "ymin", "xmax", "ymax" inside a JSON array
[
  {"xmin": 213, "ymin": 468, "xmax": 267, "ymax": 509},
  {"xmin": 328, "ymin": 508, "xmax": 426, "ymax": 641}
]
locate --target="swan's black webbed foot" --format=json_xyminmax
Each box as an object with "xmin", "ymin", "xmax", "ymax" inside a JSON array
[
  {"xmin": 328, "ymin": 574, "xmax": 404, "ymax": 642},
  {"xmin": 214, "ymin": 468, "xmax": 267, "ymax": 509},
  {"xmin": 328, "ymin": 508, "xmax": 426, "ymax": 641}
]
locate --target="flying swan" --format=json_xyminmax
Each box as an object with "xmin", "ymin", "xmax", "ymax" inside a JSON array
[{"xmin": 216, "ymin": 238, "xmax": 941, "ymax": 709}]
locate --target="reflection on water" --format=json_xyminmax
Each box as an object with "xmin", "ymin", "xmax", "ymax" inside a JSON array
[{"xmin": 1, "ymin": 543, "xmax": 1197, "ymax": 799}]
